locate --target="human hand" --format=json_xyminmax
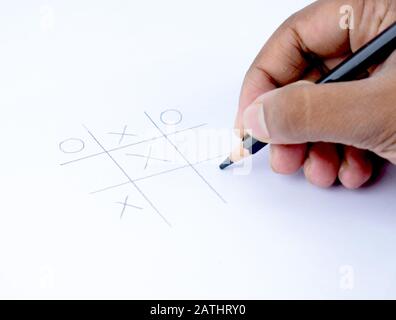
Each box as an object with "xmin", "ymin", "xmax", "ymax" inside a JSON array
[{"xmin": 235, "ymin": 0, "xmax": 396, "ymax": 188}]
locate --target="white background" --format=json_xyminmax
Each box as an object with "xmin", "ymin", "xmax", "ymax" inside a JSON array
[{"xmin": 1, "ymin": 0, "xmax": 396, "ymax": 299}]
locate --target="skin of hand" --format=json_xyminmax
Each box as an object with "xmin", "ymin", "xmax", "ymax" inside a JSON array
[{"xmin": 235, "ymin": 0, "xmax": 396, "ymax": 189}]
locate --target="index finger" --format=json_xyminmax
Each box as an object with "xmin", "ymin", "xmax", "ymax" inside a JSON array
[{"xmin": 235, "ymin": 0, "xmax": 357, "ymax": 133}]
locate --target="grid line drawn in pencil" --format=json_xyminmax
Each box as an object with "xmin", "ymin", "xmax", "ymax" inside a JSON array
[
  {"xmin": 59, "ymin": 110, "xmax": 226, "ymax": 226},
  {"xmin": 60, "ymin": 123, "xmax": 207, "ymax": 166},
  {"xmin": 82, "ymin": 124, "xmax": 172, "ymax": 227},
  {"xmin": 144, "ymin": 111, "xmax": 226, "ymax": 204},
  {"xmin": 90, "ymin": 154, "xmax": 225, "ymax": 195}
]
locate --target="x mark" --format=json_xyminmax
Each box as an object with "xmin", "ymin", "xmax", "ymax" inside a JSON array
[
  {"xmin": 125, "ymin": 145, "xmax": 171, "ymax": 169},
  {"xmin": 108, "ymin": 125, "xmax": 137, "ymax": 145},
  {"xmin": 116, "ymin": 195, "xmax": 143, "ymax": 219}
]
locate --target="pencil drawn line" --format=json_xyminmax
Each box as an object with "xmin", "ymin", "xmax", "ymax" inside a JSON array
[
  {"xmin": 108, "ymin": 133, "xmax": 137, "ymax": 137},
  {"xmin": 117, "ymin": 203, "xmax": 143, "ymax": 210},
  {"xmin": 144, "ymin": 111, "xmax": 226, "ymax": 204},
  {"xmin": 119, "ymin": 125, "xmax": 127, "ymax": 144},
  {"xmin": 83, "ymin": 124, "xmax": 171, "ymax": 227},
  {"xmin": 59, "ymin": 138, "xmax": 85, "ymax": 154},
  {"xmin": 160, "ymin": 109, "xmax": 183, "ymax": 126},
  {"xmin": 144, "ymin": 145, "xmax": 152, "ymax": 170},
  {"xmin": 91, "ymin": 181, "xmax": 132, "ymax": 195},
  {"xmin": 119, "ymin": 195, "xmax": 129, "ymax": 219},
  {"xmin": 89, "ymin": 155, "xmax": 225, "ymax": 195},
  {"xmin": 60, "ymin": 123, "xmax": 207, "ymax": 166},
  {"xmin": 125, "ymin": 153, "xmax": 170, "ymax": 162},
  {"xmin": 116, "ymin": 198, "xmax": 143, "ymax": 212},
  {"xmin": 108, "ymin": 125, "xmax": 138, "ymax": 145}
]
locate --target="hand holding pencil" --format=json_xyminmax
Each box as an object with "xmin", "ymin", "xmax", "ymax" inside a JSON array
[{"xmin": 228, "ymin": 0, "xmax": 396, "ymax": 189}]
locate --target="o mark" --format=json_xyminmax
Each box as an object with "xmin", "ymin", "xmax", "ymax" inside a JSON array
[
  {"xmin": 59, "ymin": 138, "xmax": 85, "ymax": 154},
  {"xmin": 160, "ymin": 109, "xmax": 183, "ymax": 126}
]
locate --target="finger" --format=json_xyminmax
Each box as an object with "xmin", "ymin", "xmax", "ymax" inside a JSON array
[
  {"xmin": 242, "ymin": 77, "xmax": 394, "ymax": 152},
  {"xmin": 268, "ymin": 70, "xmax": 318, "ymax": 175},
  {"xmin": 235, "ymin": 0, "xmax": 356, "ymax": 134},
  {"xmin": 303, "ymin": 142, "xmax": 341, "ymax": 188},
  {"xmin": 270, "ymin": 144, "xmax": 307, "ymax": 174},
  {"xmin": 338, "ymin": 146, "xmax": 373, "ymax": 189}
]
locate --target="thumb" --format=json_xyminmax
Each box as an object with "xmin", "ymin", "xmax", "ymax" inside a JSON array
[{"xmin": 242, "ymin": 79, "xmax": 387, "ymax": 150}]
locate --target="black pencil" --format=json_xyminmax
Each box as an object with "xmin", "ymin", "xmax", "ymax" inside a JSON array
[{"xmin": 220, "ymin": 21, "xmax": 396, "ymax": 170}]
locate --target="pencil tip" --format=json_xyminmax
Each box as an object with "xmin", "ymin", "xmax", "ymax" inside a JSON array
[{"xmin": 219, "ymin": 157, "xmax": 233, "ymax": 170}]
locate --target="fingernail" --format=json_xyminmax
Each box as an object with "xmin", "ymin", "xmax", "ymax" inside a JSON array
[
  {"xmin": 304, "ymin": 157, "xmax": 312, "ymax": 178},
  {"xmin": 243, "ymin": 100, "xmax": 270, "ymax": 142},
  {"xmin": 338, "ymin": 160, "xmax": 349, "ymax": 181},
  {"xmin": 269, "ymin": 145, "xmax": 280, "ymax": 173}
]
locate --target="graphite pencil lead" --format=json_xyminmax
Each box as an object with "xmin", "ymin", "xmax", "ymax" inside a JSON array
[{"xmin": 219, "ymin": 157, "xmax": 233, "ymax": 170}]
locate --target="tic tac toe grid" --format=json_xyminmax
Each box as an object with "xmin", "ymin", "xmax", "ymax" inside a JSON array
[{"xmin": 59, "ymin": 109, "xmax": 226, "ymax": 226}]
